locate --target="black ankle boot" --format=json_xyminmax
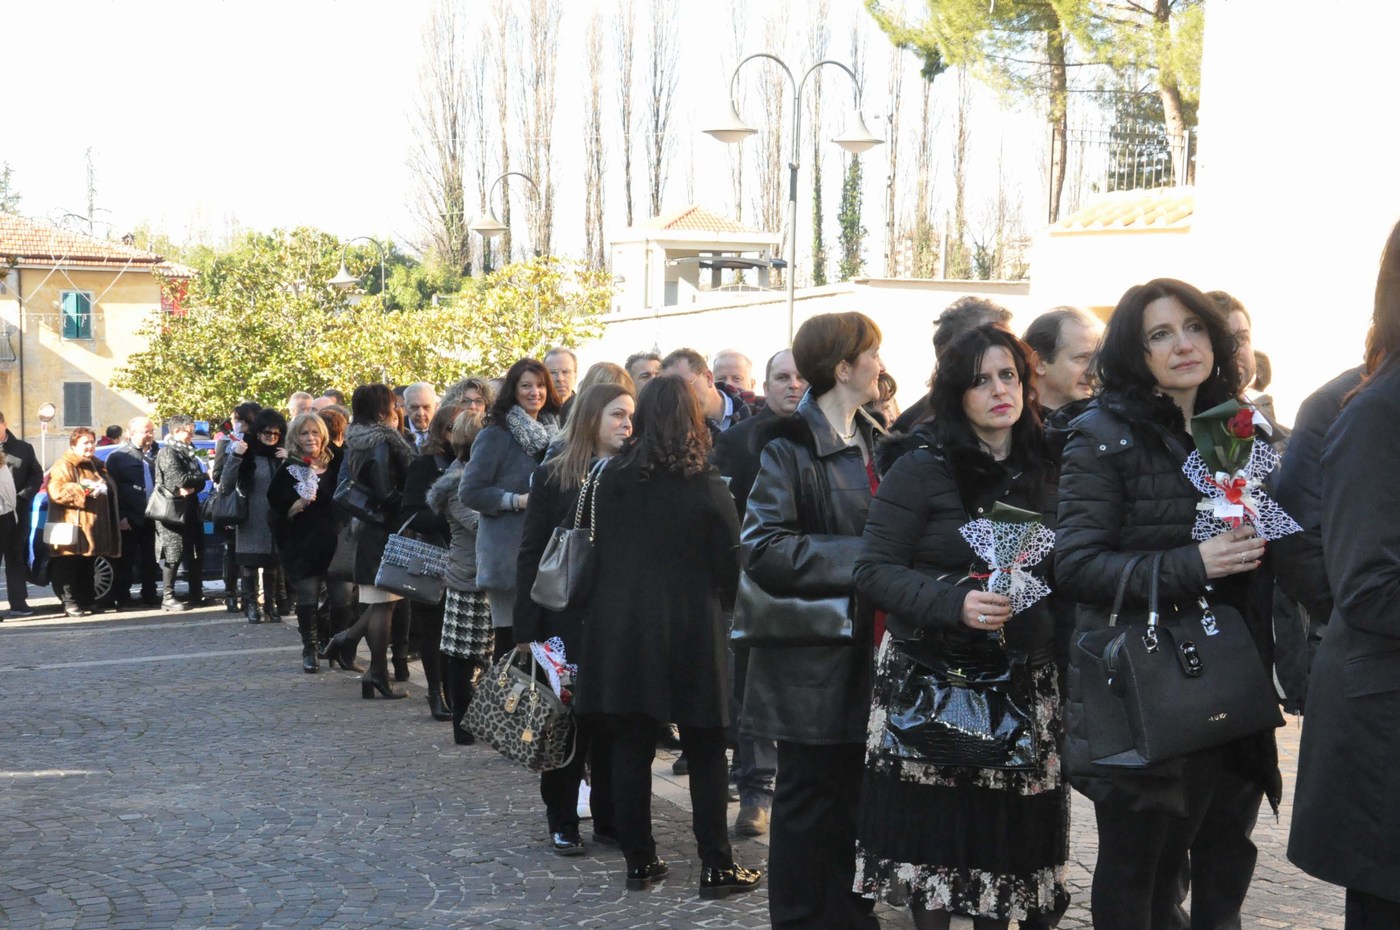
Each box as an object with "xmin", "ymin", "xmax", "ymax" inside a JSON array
[
  {"xmin": 295, "ymin": 605, "xmax": 318, "ymax": 674},
  {"xmin": 427, "ymin": 684, "xmax": 452, "ymax": 721}
]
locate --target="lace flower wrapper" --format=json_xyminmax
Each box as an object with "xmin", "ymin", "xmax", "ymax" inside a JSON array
[
  {"xmin": 288, "ymin": 464, "xmax": 319, "ymax": 502},
  {"xmin": 958, "ymin": 504, "xmax": 1056, "ymax": 615},
  {"xmin": 1182, "ymin": 442, "xmax": 1302, "ymax": 542},
  {"xmin": 530, "ymin": 636, "xmax": 578, "ymax": 700}
]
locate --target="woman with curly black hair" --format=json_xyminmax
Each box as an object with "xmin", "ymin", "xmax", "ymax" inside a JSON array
[
  {"xmin": 220, "ymin": 407, "xmax": 288, "ymax": 624},
  {"xmin": 573, "ymin": 374, "xmax": 760, "ymax": 899}
]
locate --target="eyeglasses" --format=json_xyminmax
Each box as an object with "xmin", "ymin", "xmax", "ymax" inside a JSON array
[{"xmin": 259, "ymin": 430, "xmax": 282, "ymax": 440}]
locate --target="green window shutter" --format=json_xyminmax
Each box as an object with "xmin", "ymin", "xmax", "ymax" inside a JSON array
[
  {"xmin": 63, "ymin": 382, "xmax": 93, "ymax": 427},
  {"xmin": 61, "ymin": 292, "xmax": 92, "ymax": 339}
]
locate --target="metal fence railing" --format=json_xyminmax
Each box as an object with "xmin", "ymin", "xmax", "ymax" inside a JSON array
[{"xmin": 1049, "ymin": 122, "xmax": 1197, "ymax": 222}]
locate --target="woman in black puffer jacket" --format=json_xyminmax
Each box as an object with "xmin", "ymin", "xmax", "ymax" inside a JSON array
[{"xmin": 1056, "ymin": 278, "xmax": 1280, "ymax": 929}]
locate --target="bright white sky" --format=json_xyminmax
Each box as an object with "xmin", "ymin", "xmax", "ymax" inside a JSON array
[{"xmin": 4, "ymin": 0, "xmax": 1049, "ymax": 274}]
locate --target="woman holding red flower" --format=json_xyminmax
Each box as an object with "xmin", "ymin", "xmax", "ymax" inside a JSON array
[{"xmin": 268, "ymin": 412, "xmax": 343, "ymax": 673}]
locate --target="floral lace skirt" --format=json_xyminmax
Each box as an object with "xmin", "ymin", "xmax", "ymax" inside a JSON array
[{"xmin": 854, "ymin": 637, "xmax": 1070, "ymax": 921}]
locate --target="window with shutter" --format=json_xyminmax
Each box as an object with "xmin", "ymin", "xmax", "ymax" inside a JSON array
[
  {"xmin": 62, "ymin": 382, "xmax": 93, "ymax": 427},
  {"xmin": 61, "ymin": 291, "xmax": 93, "ymax": 339}
]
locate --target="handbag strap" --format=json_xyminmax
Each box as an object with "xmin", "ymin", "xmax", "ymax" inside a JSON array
[
  {"xmin": 1147, "ymin": 551, "xmax": 1164, "ymax": 628},
  {"xmin": 571, "ymin": 459, "xmax": 607, "ymax": 538},
  {"xmin": 1108, "ymin": 554, "xmax": 1147, "ymax": 627}
]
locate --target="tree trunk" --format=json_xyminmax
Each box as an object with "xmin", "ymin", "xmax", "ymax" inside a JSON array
[
  {"xmin": 1155, "ymin": 0, "xmax": 1188, "ymax": 186},
  {"xmin": 583, "ymin": 11, "xmax": 607, "ymax": 270},
  {"xmin": 884, "ymin": 43, "xmax": 902, "ymax": 277},
  {"xmin": 616, "ymin": 0, "xmax": 636, "ymax": 227},
  {"xmin": 491, "ymin": 0, "xmax": 513, "ymax": 263},
  {"xmin": 1046, "ymin": 26, "xmax": 1069, "ymax": 223}
]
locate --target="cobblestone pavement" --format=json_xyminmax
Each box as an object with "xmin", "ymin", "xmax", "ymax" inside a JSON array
[{"xmin": 0, "ymin": 600, "xmax": 1345, "ymax": 929}]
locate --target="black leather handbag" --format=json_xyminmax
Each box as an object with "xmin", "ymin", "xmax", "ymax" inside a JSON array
[
  {"xmin": 729, "ymin": 571, "xmax": 854, "ymax": 646},
  {"xmin": 144, "ymin": 487, "xmax": 185, "ymax": 527},
  {"xmin": 333, "ymin": 474, "xmax": 383, "ymax": 525},
  {"xmin": 877, "ymin": 636, "xmax": 1038, "ymax": 770},
  {"xmin": 1074, "ymin": 552, "xmax": 1284, "ymax": 767},
  {"xmin": 374, "ymin": 519, "xmax": 449, "ymax": 604},
  {"xmin": 201, "ymin": 486, "xmax": 248, "ymax": 526},
  {"xmin": 530, "ymin": 461, "xmax": 604, "ymax": 612}
]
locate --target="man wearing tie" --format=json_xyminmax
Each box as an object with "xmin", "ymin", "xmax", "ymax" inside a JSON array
[
  {"xmin": 403, "ymin": 383, "xmax": 439, "ymax": 451},
  {"xmin": 106, "ymin": 416, "xmax": 161, "ymax": 608}
]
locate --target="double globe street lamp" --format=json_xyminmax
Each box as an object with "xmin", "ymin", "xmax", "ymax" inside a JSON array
[{"xmin": 703, "ymin": 53, "xmax": 882, "ymax": 341}]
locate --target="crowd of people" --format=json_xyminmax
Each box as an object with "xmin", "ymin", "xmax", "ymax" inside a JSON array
[{"xmin": 12, "ymin": 220, "xmax": 1400, "ymax": 927}]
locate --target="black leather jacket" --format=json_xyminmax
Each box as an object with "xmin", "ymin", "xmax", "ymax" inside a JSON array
[{"xmin": 739, "ymin": 395, "xmax": 877, "ymax": 745}]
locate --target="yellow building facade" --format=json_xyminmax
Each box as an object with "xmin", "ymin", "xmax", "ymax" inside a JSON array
[{"xmin": 0, "ymin": 215, "xmax": 182, "ymax": 466}]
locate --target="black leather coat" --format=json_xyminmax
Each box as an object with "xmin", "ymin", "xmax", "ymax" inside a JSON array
[
  {"xmin": 739, "ymin": 396, "xmax": 877, "ymax": 745},
  {"xmin": 1056, "ymin": 392, "xmax": 1280, "ymax": 814},
  {"xmin": 348, "ymin": 439, "xmax": 408, "ymax": 586}
]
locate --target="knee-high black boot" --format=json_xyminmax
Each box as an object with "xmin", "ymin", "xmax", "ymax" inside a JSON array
[
  {"xmin": 240, "ymin": 567, "xmax": 261, "ymax": 623},
  {"xmin": 295, "ymin": 605, "xmax": 319, "ymax": 673},
  {"xmin": 262, "ymin": 568, "xmax": 283, "ymax": 624},
  {"xmin": 446, "ymin": 655, "xmax": 477, "ymax": 744},
  {"xmin": 162, "ymin": 564, "xmax": 189, "ymax": 612},
  {"xmin": 390, "ymin": 599, "xmax": 411, "ymax": 681}
]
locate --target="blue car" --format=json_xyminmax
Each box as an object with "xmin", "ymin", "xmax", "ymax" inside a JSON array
[{"xmin": 28, "ymin": 440, "xmax": 228, "ymax": 603}]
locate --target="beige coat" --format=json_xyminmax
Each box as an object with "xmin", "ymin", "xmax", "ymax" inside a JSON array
[{"xmin": 46, "ymin": 452, "xmax": 121, "ymax": 558}]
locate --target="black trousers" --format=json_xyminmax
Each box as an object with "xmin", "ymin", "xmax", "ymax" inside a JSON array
[
  {"xmin": 596, "ymin": 714, "xmax": 733, "ymax": 872},
  {"xmin": 540, "ymin": 714, "xmax": 615, "ymax": 836},
  {"xmin": 52, "ymin": 555, "xmax": 96, "ymax": 611},
  {"xmin": 769, "ymin": 741, "xmax": 879, "ymax": 930},
  {"xmin": 113, "ymin": 522, "xmax": 158, "ymax": 603},
  {"xmin": 1091, "ymin": 747, "xmax": 1264, "ymax": 930},
  {"xmin": 3, "ymin": 513, "xmax": 30, "ymax": 609},
  {"xmin": 1346, "ymin": 889, "xmax": 1400, "ymax": 930}
]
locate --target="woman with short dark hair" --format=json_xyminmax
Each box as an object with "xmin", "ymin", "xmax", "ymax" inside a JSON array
[
  {"xmin": 46, "ymin": 427, "xmax": 121, "ymax": 617},
  {"xmin": 322, "ymin": 383, "xmax": 416, "ymax": 698},
  {"xmin": 854, "ymin": 324, "xmax": 1067, "ymax": 929},
  {"xmin": 220, "ymin": 408, "xmax": 288, "ymax": 624},
  {"xmin": 457, "ymin": 358, "xmax": 562, "ymax": 656},
  {"xmin": 1056, "ymin": 278, "xmax": 1277, "ymax": 927},
  {"xmin": 741, "ymin": 311, "xmax": 885, "ymax": 930},
  {"xmin": 574, "ymin": 375, "xmax": 759, "ymax": 898}
]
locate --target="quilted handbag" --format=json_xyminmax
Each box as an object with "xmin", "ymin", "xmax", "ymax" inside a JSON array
[
  {"xmin": 729, "ymin": 571, "xmax": 854, "ymax": 646},
  {"xmin": 530, "ymin": 461, "xmax": 604, "ymax": 611},
  {"xmin": 877, "ymin": 635, "xmax": 1038, "ymax": 771},
  {"xmin": 464, "ymin": 651, "xmax": 577, "ymax": 773},
  {"xmin": 144, "ymin": 486, "xmax": 186, "ymax": 528},
  {"xmin": 374, "ymin": 519, "xmax": 449, "ymax": 603},
  {"xmin": 200, "ymin": 486, "xmax": 248, "ymax": 526},
  {"xmin": 1074, "ymin": 552, "xmax": 1283, "ymax": 768}
]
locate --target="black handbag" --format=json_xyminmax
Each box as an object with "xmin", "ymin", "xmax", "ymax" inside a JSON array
[
  {"xmin": 729, "ymin": 571, "xmax": 854, "ymax": 646},
  {"xmin": 333, "ymin": 474, "xmax": 385, "ymax": 525},
  {"xmin": 326, "ymin": 519, "xmax": 358, "ymax": 583},
  {"xmin": 200, "ymin": 486, "xmax": 248, "ymax": 526},
  {"xmin": 144, "ymin": 486, "xmax": 185, "ymax": 527},
  {"xmin": 374, "ymin": 519, "xmax": 449, "ymax": 603},
  {"xmin": 1074, "ymin": 552, "xmax": 1284, "ymax": 768},
  {"xmin": 877, "ymin": 635, "xmax": 1039, "ymax": 770},
  {"xmin": 530, "ymin": 462, "xmax": 604, "ymax": 612}
]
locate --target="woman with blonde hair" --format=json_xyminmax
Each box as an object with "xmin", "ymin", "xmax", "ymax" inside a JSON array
[{"xmin": 268, "ymin": 412, "xmax": 343, "ymax": 673}]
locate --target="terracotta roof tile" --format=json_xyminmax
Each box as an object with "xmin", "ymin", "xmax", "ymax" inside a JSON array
[
  {"xmin": 0, "ymin": 214, "xmax": 165, "ymax": 266},
  {"xmin": 1052, "ymin": 187, "xmax": 1194, "ymax": 234},
  {"xmin": 645, "ymin": 205, "xmax": 759, "ymax": 235}
]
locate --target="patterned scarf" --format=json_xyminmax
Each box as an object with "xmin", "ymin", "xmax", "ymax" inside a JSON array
[{"xmin": 505, "ymin": 406, "xmax": 559, "ymax": 456}]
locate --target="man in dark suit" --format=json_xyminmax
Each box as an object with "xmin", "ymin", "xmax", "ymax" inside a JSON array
[
  {"xmin": 105, "ymin": 416, "xmax": 161, "ymax": 608},
  {"xmin": 0, "ymin": 412, "xmax": 41, "ymax": 616}
]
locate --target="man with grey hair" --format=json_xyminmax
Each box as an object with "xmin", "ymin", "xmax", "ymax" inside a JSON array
[
  {"xmin": 892, "ymin": 296, "xmax": 1015, "ymax": 433},
  {"xmin": 1021, "ymin": 306, "xmax": 1102, "ymax": 414},
  {"xmin": 105, "ymin": 416, "xmax": 161, "ymax": 608},
  {"xmin": 544, "ymin": 347, "xmax": 579, "ymax": 408},
  {"xmin": 287, "ymin": 391, "xmax": 314, "ymax": 418},
  {"xmin": 712, "ymin": 349, "xmax": 756, "ymax": 397},
  {"xmin": 403, "ymin": 382, "xmax": 439, "ymax": 449}
]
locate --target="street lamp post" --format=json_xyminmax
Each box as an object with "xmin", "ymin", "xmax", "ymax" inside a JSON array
[
  {"xmin": 704, "ymin": 53, "xmax": 882, "ymax": 342},
  {"xmin": 329, "ymin": 236, "xmax": 389, "ymax": 309},
  {"xmin": 471, "ymin": 171, "xmax": 541, "ymax": 273}
]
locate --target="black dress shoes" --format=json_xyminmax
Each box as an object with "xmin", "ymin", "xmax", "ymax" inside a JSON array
[
  {"xmin": 698, "ymin": 864, "xmax": 762, "ymax": 899},
  {"xmin": 590, "ymin": 829, "xmax": 621, "ymax": 848},
  {"xmin": 625, "ymin": 858, "xmax": 669, "ymax": 891},
  {"xmin": 550, "ymin": 831, "xmax": 585, "ymax": 857}
]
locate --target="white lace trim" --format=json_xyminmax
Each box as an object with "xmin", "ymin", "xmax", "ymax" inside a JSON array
[
  {"xmin": 1182, "ymin": 444, "xmax": 1302, "ymax": 542},
  {"xmin": 958, "ymin": 517, "xmax": 1056, "ymax": 614}
]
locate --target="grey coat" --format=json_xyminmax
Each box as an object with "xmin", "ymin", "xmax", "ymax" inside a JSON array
[
  {"xmin": 220, "ymin": 451, "xmax": 278, "ymax": 561},
  {"xmin": 429, "ymin": 460, "xmax": 480, "ymax": 592},
  {"xmin": 457, "ymin": 423, "xmax": 545, "ymax": 592}
]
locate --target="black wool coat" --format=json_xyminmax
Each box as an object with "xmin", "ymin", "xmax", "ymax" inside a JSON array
[
  {"xmin": 400, "ymin": 452, "xmax": 453, "ymax": 548},
  {"xmin": 1056, "ymin": 391, "xmax": 1280, "ymax": 815},
  {"xmin": 572, "ymin": 459, "xmax": 740, "ymax": 727},
  {"xmin": 710, "ymin": 407, "xmax": 784, "ymax": 518},
  {"xmin": 268, "ymin": 456, "xmax": 342, "ymax": 584},
  {"xmin": 1288, "ymin": 363, "xmax": 1400, "ymax": 899},
  {"xmin": 3, "ymin": 432, "xmax": 42, "ymax": 525},
  {"xmin": 105, "ymin": 440, "xmax": 159, "ymax": 525},
  {"xmin": 513, "ymin": 462, "xmax": 583, "ymax": 649},
  {"xmin": 739, "ymin": 396, "xmax": 879, "ymax": 745},
  {"xmin": 855, "ymin": 430, "xmax": 1058, "ymax": 662}
]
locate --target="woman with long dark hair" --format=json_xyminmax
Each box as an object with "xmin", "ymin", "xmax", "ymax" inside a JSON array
[
  {"xmin": 321, "ymin": 383, "xmax": 416, "ymax": 699},
  {"xmin": 740, "ymin": 311, "xmax": 884, "ymax": 930},
  {"xmin": 220, "ymin": 408, "xmax": 288, "ymax": 624},
  {"xmin": 1056, "ymin": 278, "xmax": 1276, "ymax": 927},
  {"xmin": 214, "ymin": 401, "xmax": 261, "ymax": 612},
  {"xmin": 514, "ymin": 382, "xmax": 634, "ymax": 857},
  {"xmin": 1289, "ymin": 220, "xmax": 1400, "ymax": 928},
  {"xmin": 573, "ymin": 375, "xmax": 759, "ymax": 897},
  {"xmin": 458, "ymin": 358, "xmax": 562, "ymax": 656},
  {"xmin": 854, "ymin": 324, "xmax": 1068, "ymax": 929},
  {"xmin": 267, "ymin": 412, "xmax": 342, "ymax": 673}
]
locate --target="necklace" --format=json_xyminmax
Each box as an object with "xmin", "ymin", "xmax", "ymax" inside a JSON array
[{"xmin": 836, "ymin": 426, "xmax": 858, "ymax": 441}]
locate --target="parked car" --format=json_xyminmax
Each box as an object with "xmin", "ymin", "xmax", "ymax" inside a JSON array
[{"xmin": 27, "ymin": 439, "xmax": 227, "ymax": 603}]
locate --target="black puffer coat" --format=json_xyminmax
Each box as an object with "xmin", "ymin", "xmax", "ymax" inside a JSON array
[
  {"xmin": 739, "ymin": 396, "xmax": 878, "ymax": 746},
  {"xmin": 855, "ymin": 430, "xmax": 1058, "ymax": 661},
  {"xmin": 1056, "ymin": 391, "xmax": 1281, "ymax": 814}
]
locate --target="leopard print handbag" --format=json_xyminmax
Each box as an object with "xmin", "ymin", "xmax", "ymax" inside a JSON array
[{"xmin": 465, "ymin": 651, "xmax": 577, "ymax": 773}]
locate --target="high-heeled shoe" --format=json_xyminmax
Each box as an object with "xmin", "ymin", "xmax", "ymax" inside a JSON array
[
  {"xmin": 361, "ymin": 672, "xmax": 408, "ymax": 699},
  {"xmin": 318, "ymin": 631, "xmax": 345, "ymax": 661},
  {"xmin": 321, "ymin": 633, "xmax": 365, "ymax": 672}
]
